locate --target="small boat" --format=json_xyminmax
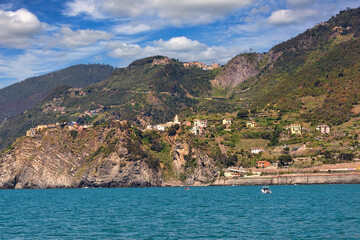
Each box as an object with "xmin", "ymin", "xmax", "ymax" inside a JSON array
[
  {"xmin": 184, "ymin": 187, "xmax": 190, "ymax": 191},
  {"xmin": 261, "ymin": 186, "xmax": 271, "ymax": 194}
]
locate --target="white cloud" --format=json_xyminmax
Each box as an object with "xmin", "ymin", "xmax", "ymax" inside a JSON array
[
  {"xmin": 151, "ymin": 0, "xmax": 254, "ymax": 25},
  {"xmin": 51, "ymin": 27, "xmax": 113, "ymax": 48},
  {"xmin": 64, "ymin": 0, "xmax": 105, "ymax": 18},
  {"xmin": 0, "ymin": 8, "xmax": 46, "ymax": 48},
  {"xmin": 108, "ymin": 42, "xmax": 142, "ymax": 58},
  {"xmin": 268, "ymin": 9, "xmax": 318, "ymax": 25},
  {"xmin": 113, "ymin": 24, "xmax": 152, "ymax": 35},
  {"xmin": 154, "ymin": 37, "xmax": 207, "ymax": 52},
  {"xmin": 65, "ymin": 0, "xmax": 254, "ymax": 25},
  {"xmin": 108, "ymin": 36, "xmax": 238, "ymax": 64}
]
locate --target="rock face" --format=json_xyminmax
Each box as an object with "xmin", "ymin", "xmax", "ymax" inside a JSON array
[
  {"xmin": 0, "ymin": 126, "xmax": 162, "ymax": 189},
  {"xmin": 212, "ymin": 54, "xmax": 263, "ymax": 88},
  {"xmin": 184, "ymin": 149, "xmax": 219, "ymax": 186},
  {"xmin": 172, "ymin": 143, "xmax": 219, "ymax": 186},
  {"xmin": 0, "ymin": 126, "xmax": 220, "ymax": 189}
]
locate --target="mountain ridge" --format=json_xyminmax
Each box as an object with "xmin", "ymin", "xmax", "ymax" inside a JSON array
[{"xmin": 0, "ymin": 64, "xmax": 114, "ymax": 121}]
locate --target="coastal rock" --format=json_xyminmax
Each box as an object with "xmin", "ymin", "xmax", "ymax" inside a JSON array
[{"xmin": 0, "ymin": 127, "xmax": 162, "ymax": 189}]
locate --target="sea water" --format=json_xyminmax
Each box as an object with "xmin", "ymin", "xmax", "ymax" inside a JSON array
[{"xmin": 0, "ymin": 185, "xmax": 359, "ymax": 239}]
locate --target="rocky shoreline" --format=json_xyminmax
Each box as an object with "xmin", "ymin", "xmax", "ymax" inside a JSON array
[
  {"xmin": 1, "ymin": 172, "xmax": 360, "ymax": 189},
  {"xmin": 212, "ymin": 172, "xmax": 360, "ymax": 186}
]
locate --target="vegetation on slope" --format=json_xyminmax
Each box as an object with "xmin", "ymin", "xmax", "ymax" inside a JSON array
[
  {"xmin": 0, "ymin": 64, "xmax": 114, "ymax": 120},
  {"xmin": 236, "ymin": 7, "xmax": 360, "ymax": 125}
]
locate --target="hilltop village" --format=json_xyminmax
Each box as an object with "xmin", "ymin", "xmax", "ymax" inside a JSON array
[{"xmin": 153, "ymin": 57, "xmax": 221, "ymax": 70}]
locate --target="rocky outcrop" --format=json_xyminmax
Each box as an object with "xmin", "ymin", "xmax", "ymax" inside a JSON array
[
  {"xmin": 184, "ymin": 149, "xmax": 219, "ymax": 186},
  {"xmin": 0, "ymin": 126, "xmax": 221, "ymax": 189},
  {"xmin": 172, "ymin": 142, "xmax": 219, "ymax": 186},
  {"xmin": 0, "ymin": 127, "xmax": 162, "ymax": 189},
  {"xmin": 212, "ymin": 53, "xmax": 263, "ymax": 88}
]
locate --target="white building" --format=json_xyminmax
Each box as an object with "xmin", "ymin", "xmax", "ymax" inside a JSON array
[
  {"xmin": 194, "ymin": 119, "xmax": 208, "ymax": 128},
  {"xmin": 223, "ymin": 119, "xmax": 232, "ymax": 126},
  {"xmin": 251, "ymin": 148, "xmax": 263, "ymax": 154},
  {"xmin": 156, "ymin": 125, "xmax": 165, "ymax": 131}
]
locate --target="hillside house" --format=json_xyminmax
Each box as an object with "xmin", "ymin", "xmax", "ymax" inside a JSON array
[
  {"xmin": 183, "ymin": 61, "xmax": 206, "ymax": 68},
  {"xmin": 316, "ymin": 125, "xmax": 330, "ymax": 134},
  {"xmin": 156, "ymin": 125, "xmax": 165, "ymax": 131},
  {"xmin": 194, "ymin": 119, "xmax": 208, "ymax": 128},
  {"xmin": 222, "ymin": 119, "xmax": 232, "ymax": 126},
  {"xmin": 224, "ymin": 168, "xmax": 247, "ymax": 178},
  {"xmin": 203, "ymin": 62, "xmax": 221, "ymax": 70},
  {"xmin": 246, "ymin": 121, "xmax": 256, "ymax": 128},
  {"xmin": 36, "ymin": 125, "xmax": 48, "ymax": 131},
  {"xmin": 251, "ymin": 148, "xmax": 263, "ymax": 154},
  {"xmin": 182, "ymin": 121, "xmax": 192, "ymax": 126},
  {"xmin": 256, "ymin": 161, "xmax": 271, "ymax": 168},
  {"xmin": 290, "ymin": 124, "xmax": 302, "ymax": 135},
  {"xmin": 26, "ymin": 128, "xmax": 36, "ymax": 137},
  {"xmin": 153, "ymin": 57, "xmax": 171, "ymax": 65},
  {"xmin": 190, "ymin": 126, "xmax": 205, "ymax": 135},
  {"xmin": 78, "ymin": 125, "xmax": 88, "ymax": 131}
]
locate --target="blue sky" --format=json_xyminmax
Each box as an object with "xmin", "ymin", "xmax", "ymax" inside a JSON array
[{"xmin": 0, "ymin": 0, "xmax": 359, "ymax": 88}]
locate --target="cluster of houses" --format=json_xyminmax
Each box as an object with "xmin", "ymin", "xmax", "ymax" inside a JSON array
[
  {"xmin": 287, "ymin": 124, "xmax": 331, "ymax": 135},
  {"xmin": 183, "ymin": 61, "xmax": 220, "ymax": 70},
  {"xmin": 145, "ymin": 116, "xmax": 232, "ymax": 136},
  {"xmin": 152, "ymin": 57, "xmax": 171, "ymax": 65},
  {"xmin": 146, "ymin": 115, "xmax": 181, "ymax": 131},
  {"xmin": 26, "ymin": 122, "xmax": 89, "ymax": 137},
  {"xmin": 246, "ymin": 121, "xmax": 331, "ymax": 135},
  {"xmin": 69, "ymin": 88, "xmax": 87, "ymax": 98},
  {"xmin": 42, "ymin": 98, "xmax": 66, "ymax": 114},
  {"xmin": 151, "ymin": 57, "xmax": 221, "ymax": 71},
  {"xmin": 83, "ymin": 108, "xmax": 103, "ymax": 117}
]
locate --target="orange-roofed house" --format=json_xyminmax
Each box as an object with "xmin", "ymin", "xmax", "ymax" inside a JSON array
[{"xmin": 256, "ymin": 161, "xmax": 271, "ymax": 168}]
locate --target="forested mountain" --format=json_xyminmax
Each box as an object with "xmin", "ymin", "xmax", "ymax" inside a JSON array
[
  {"xmin": 0, "ymin": 64, "xmax": 114, "ymax": 121},
  {"xmin": 230, "ymin": 7, "xmax": 360, "ymax": 125}
]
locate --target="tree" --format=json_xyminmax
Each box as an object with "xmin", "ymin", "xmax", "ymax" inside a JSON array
[
  {"xmin": 278, "ymin": 154, "xmax": 293, "ymax": 166},
  {"xmin": 338, "ymin": 153, "xmax": 354, "ymax": 161},
  {"xmin": 237, "ymin": 109, "xmax": 249, "ymax": 119},
  {"xmin": 282, "ymin": 147, "xmax": 290, "ymax": 154},
  {"xmin": 167, "ymin": 124, "xmax": 179, "ymax": 136},
  {"xmin": 150, "ymin": 139, "xmax": 163, "ymax": 152}
]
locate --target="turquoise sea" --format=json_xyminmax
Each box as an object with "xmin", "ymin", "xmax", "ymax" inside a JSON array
[{"xmin": 0, "ymin": 185, "xmax": 359, "ymax": 239}]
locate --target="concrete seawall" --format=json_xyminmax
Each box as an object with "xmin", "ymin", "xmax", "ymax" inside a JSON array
[{"xmin": 212, "ymin": 173, "xmax": 360, "ymax": 186}]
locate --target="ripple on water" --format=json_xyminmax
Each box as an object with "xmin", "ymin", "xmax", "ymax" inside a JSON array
[{"xmin": 0, "ymin": 185, "xmax": 359, "ymax": 239}]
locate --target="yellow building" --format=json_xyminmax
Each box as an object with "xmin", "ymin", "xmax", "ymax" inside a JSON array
[
  {"xmin": 290, "ymin": 124, "xmax": 302, "ymax": 135},
  {"xmin": 26, "ymin": 128, "xmax": 36, "ymax": 137},
  {"xmin": 246, "ymin": 121, "xmax": 256, "ymax": 128}
]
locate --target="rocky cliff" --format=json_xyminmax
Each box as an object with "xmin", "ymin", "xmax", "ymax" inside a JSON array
[
  {"xmin": 212, "ymin": 53, "xmax": 264, "ymax": 88},
  {"xmin": 0, "ymin": 123, "xmax": 219, "ymax": 189}
]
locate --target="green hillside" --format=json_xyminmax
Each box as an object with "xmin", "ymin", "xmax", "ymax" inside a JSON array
[
  {"xmin": 0, "ymin": 64, "xmax": 114, "ymax": 121},
  {"xmin": 236, "ymin": 7, "xmax": 360, "ymax": 125},
  {"xmin": 0, "ymin": 57, "xmax": 223, "ymax": 149}
]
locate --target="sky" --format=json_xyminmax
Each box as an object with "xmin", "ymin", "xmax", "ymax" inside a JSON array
[{"xmin": 0, "ymin": 0, "xmax": 359, "ymax": 88}]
